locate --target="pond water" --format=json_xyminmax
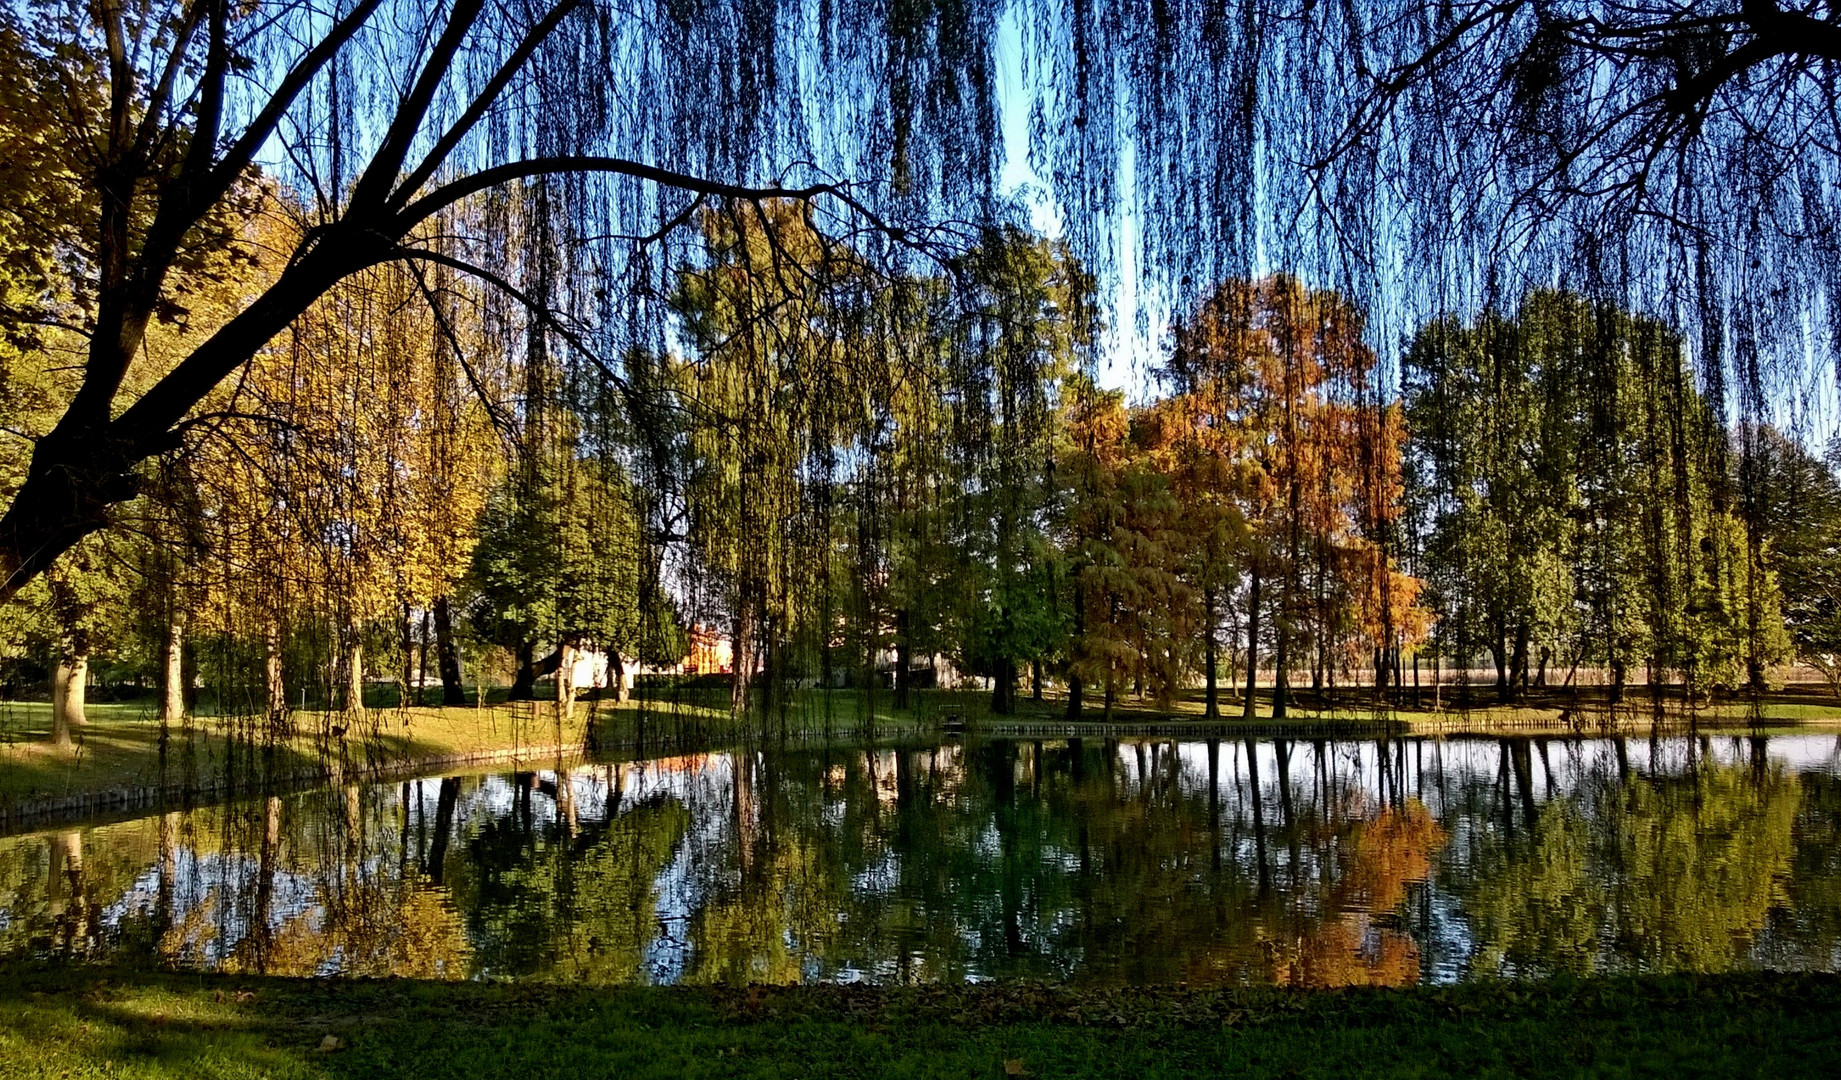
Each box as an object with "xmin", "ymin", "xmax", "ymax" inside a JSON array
[{"xmin": 3, "ymin": 732, "xmax": 1840, "ymax": 987}]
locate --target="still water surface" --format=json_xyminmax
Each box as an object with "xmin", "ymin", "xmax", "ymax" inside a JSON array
[{"xmin": 4, "ymin": 733, "xmax": 1839, "ymax": 987}]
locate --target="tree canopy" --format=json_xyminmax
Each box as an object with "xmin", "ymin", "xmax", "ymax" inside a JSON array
[{"xmin": 0, "ymin": 0, "xmax": 1835, "ymax": 600}]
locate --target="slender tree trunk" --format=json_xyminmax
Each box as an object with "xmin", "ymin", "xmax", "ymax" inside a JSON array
[
  {"xmin": 400, "ymin": 602, "xmax": 416, "ymax": 707},
  {"xmin": 433, "ymin": 596, "xmax": 465, "ymax": 706},
  {"xmin": 1509, "ymin": 621, "xmax": 1530, "ymax": 699},
  {"xmin": 1203, "ymin": 586, "xmax": 1219, "ymax": 719},
  {"xmin": 556, "ymin": 640, "xmax": 577, "ymax": 724},
  {"xmin": 609, "ymin": 649, "xmax": 629, "ymax": 704},
  {"xmin": 160, "ymin": 614, "xmax": 185, "ymax": 727},
  {"xmin": 1032, "ymin": 659, "xmax": 1043, "ymax": 702},
  {"xmin": 344, "ymin": 635, "xmax": 365, "ymax": 715},
  {"xmin": 1272, "ymin": 579, "xmax": 1290, "ymax": 720},
  {"xmin": 894, "ymin": 608, "xmax": 912, "ymax": 710},
  {"xmin": 1066, "ymin": 576, "xmax": 1085, "ymax": 720},
  {"xmin": 1272, "ymin": 634, "xmax": 1289, "ymax": 718},
  {"xmin": 1226, "ymin": 605, "xmax": 1241, "ymax": 701},
  {"xmin": 417, "ymin": 607, "xmax": 432, "ymax": 703},
  {"xmin": 264, "ymin": 619, "xmax": 287, "ymax": 725},
  {"xmin": 1243, "ymin": 567, "xmax": 1262, "ymax": 721},
  {"xmin": 1492, "ymin": 630, "xmax": 1510, "ymax": 705},
  {"xmin": 762, "ymin": 617, "xmax": 781, "ymax": 714},
  {"xmin": 731, "ymin": 603, "xmax": 753, "ymax": 715}
]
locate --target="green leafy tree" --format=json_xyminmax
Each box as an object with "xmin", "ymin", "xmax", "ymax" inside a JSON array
[
  {"xmin": 467, "ymin": 453, "xmax": 645, "ymax": 701},
  {"xmin": 1404, "ymin": 293, "xmax": 1790, "ymax": 701}
]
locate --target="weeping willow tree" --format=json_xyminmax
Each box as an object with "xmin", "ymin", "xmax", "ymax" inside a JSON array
[
  {"xmin": 667, "ymin": 206, "xmax": 1087, "ymax": 720},
  {"xmin": 671, "ymin": 201, "xmax": 887, "ymax": 718}
]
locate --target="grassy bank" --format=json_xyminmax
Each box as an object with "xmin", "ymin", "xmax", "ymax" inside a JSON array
[
  {"xmin": 0, "ymin": 966, "xmax": 1835, "ymax": 1078},
  {"xmin": 0, "ymin": 699, "xmax": 602, "ymax": 810},
  {"xmin": 0, "ymin": 689, "xmax": 941, "ymax": 813}
]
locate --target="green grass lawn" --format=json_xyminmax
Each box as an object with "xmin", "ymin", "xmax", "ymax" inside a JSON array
[
  {"xmin": 0, "ymin": 966, "xmax": 1835, "ymax": 1078},
  {"xmin": 0, "ymin": 698, "xmax": 595, "ymax": 807}
]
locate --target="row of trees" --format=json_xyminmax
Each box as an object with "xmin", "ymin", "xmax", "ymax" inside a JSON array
[
  {"xmin": 665, "ymin": 260, "xmax": 1828, "ymax": 719},
  {"xmin": 4, "ymin": 177, "xmax": 1837, "ymax": 729}
]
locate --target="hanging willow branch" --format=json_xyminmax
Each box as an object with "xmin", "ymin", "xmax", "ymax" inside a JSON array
[{"xmin": 4, "ymin": 0, "xmax": 1837, "ymax": 603}]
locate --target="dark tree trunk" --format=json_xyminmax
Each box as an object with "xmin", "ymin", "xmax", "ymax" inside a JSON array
[
  {"xmin": 433, "ymin": 595, "xmax": 466, "ymax": 706},
  {"xmin": 991, "ymin": 655, "xmax": 1016, "ymax": 716},
  {"xmin": 1492, "ymin": 630, "xmax": 1510, "ymax": 705},
  {"xmin": 1203, "ymin": 586, "xmax": 1219, "ymax": 719},
  {"xmin": 415, "ymin": 606, "xmax": 431, "ymax": 705},
  {"xmin": 1509, "ymin": 621, "xmax": 1530, "ymax": 699},
  {"xmin": 762, "ymin": 620, "xmax": 781, "ymax": 714},
  {"xmin": 731, "ymin": 602, "xmax": 754, "ymax": 715},
  {"xmin": 400, "ymin": 602, "xmax": 416, "ymax": 707},
  {"xmin": 894, "ymin": 608, "xmax": 912, "ymax": 710},
  {"xmin": 510, "ymin": 639, "xmax": 538, "ymax": 700},
  {"xmin": 1242, "ymin": 566, "xmax": 1263, "ymax": 720},
  {"xmin": 1313, "ymin": 616, "xmax": 1327, "ymax": 701},
  {"xmin": 1066, "ymin": 576, "xmax": 1085, "ymax": 720},
  {"xmin": 1272, "ymin": 611, "xmax": 1290, "ymax": 720},
  {"xmin": 609, "ymin": 649, "xmax": 629, "ymax": 704}
]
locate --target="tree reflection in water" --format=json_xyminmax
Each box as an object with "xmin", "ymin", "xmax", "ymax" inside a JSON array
[{"xmin": 0, "ymin": 733, "xmax": 1836, "ymax": 987}]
